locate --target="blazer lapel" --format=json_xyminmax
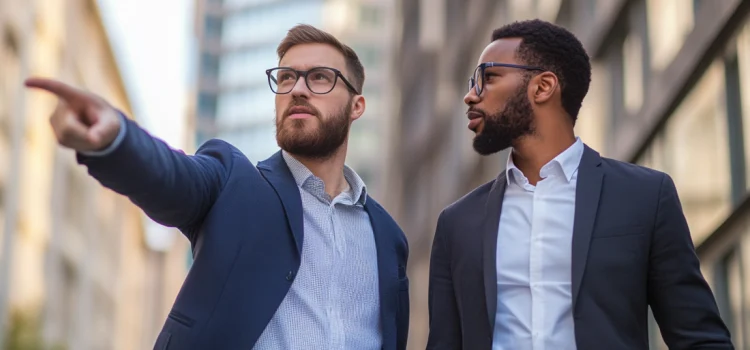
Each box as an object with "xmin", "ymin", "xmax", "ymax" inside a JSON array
[
  {"xmin": 483, "ymin": 171, "xmax": 507, "ymax": 332},
  {"xmin": 257, "ymin": 151, "xmax": 304, "ymax": 255},
  {"xmin": 364, "ymin": 199, "xmax": 397, "ymax": 350},
  {"xmin": 571, "ymin": 145, "xmax": 604, "ymax": 309}
]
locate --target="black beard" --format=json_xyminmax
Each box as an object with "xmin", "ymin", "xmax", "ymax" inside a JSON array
[
  {"xmin": 276, "ymin": 99, "xmax": 352, "ymax": 160},
  {"xmin": 472, "ymin": 82, "xmax": 535, "ymax": 155}
]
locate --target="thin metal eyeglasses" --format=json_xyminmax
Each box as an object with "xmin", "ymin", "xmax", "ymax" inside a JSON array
[
  {"xmin": 468, "ymin": 62, "xmax": 545, "ymax": 96},
  {"xmin": 266, "ymin": 67, "xmax": 360, "ymax": 95}
]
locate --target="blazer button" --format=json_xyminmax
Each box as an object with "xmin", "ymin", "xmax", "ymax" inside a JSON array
[{"xmin": 286, "ymin": 270, "xmax": 295, "ymax": 281}]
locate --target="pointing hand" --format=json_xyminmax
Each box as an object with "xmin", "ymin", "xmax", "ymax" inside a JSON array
[{"xmin": 25, "ymin": 78, "xmax": 121, "ymax": 152}]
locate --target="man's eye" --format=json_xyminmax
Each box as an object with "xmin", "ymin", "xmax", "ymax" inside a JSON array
[{"xmin": 312, "ymin": 73, "xmax": 331, "ymax": 81}]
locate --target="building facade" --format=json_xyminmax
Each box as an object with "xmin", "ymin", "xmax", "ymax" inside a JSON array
[
  {"xmin": 194, "ymin": 0, "xmax": 396, "ymax": 196},
  {"xmin": 569, "ymin": 0, "xmax": 750, "ymax": 348},
  {"xmin": 389, "ymin": 0, "xmax": 750, "ymax": 348},
  {"xmin": 0, "ymin": 0, "xmax": 189, "ymax": 349}
]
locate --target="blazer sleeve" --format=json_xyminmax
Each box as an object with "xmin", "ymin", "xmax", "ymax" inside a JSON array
[
  {"xmin": 76, "ymin": 115, "xmax": 233, "ymax": 236},
  {"xmin": 648, "ymin": 173, "xmax": 733, "ymax": 349},
  {"xmin": 426, "ymin": 210, "xmax": 462, "ymax": 349}
]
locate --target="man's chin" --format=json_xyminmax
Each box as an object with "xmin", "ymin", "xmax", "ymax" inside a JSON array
[{"xmin": 472, "ymin": 136, "xmax": 510, "ymax": 156}]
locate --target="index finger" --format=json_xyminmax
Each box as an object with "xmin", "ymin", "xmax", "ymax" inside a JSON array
[{"xmin": 25, "ymin": 77, "xmax": 86, "ymax": 103}]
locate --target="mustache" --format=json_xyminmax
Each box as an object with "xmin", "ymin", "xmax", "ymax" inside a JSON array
[
  {"xmin": 466, "ymin": 106, "xmax": 488, "ymax": 117},
  {"xmin": 284, "ymin": 97, "xmax": 321, "ymax": 118}
]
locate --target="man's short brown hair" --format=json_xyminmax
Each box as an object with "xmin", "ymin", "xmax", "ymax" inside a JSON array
[{"xmin": 277, "ymin": 24, "xmax": 365, "ymax": 94}]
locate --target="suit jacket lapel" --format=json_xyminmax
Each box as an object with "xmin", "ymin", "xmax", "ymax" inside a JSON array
[
  {"xmin": 571, "ymin": 145, "xmax": 603, "ymax": 309},
  {"xmin": 483, "ymin": 171, "xmax": 507, "ymax": 332},
  {"xmin": 364, "ymin": 199, "xmax": 397, "ymax": 350},
  {"xmin": 257, "ymin": 151, "xmax": 304, "ymax": 255}
]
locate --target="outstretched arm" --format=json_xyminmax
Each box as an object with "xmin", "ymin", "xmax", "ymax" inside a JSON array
[{"xmin": 26, "ymin": 78, "xmax": 231, "ymax": 236}]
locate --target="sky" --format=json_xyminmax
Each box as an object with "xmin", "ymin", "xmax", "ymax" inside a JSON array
[
  {"xmin": 95, "ymin": 0, "xmax": 195, "ymax": 249},
  {"xmin": 96, "ymin": 0, "xmax": 195, "ymax": 149}
]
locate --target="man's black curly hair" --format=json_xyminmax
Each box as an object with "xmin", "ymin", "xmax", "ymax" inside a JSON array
[{"xmin": 492, "ymin": 19, "xmax": 591, "ymax": 124}]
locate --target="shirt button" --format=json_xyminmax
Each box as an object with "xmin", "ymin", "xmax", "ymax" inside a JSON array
[{"xmin": 286, "ymin": 270, "xmax": 295, "ymax": 281}]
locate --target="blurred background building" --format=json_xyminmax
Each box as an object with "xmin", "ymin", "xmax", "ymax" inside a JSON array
[
  {"xmin": 194, "ymin": 0, "xmax": 397, "ymax": 195},
  {"xmin": 388, "ymin": 0, "xmax": 750, "ymax": 349},
  {"xmin": 0, "ymin": 0, "xmax": 189, "ymax": 349}
]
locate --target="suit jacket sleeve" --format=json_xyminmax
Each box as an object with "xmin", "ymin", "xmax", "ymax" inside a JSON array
[
  {"xmin": 648, "ymin": 174, "xmax": 733, "ymax": 349},
  {"xmin": 427, "ymin": 210, "xmax": 462, "ymax": 349},
  {"xmin": 77, "ymin": 115, "xmax": 232, "ymax": 236}
]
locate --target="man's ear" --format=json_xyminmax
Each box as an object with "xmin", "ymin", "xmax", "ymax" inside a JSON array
[
  {"xmin": 531, "ymin": 72, "xmax": 558, "ymax": 104},
  {"xmin": 350, "ymin": 95, "xmax": 365, "ymax": 121}
]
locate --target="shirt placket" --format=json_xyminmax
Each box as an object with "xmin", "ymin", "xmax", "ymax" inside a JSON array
[
  {"xmin": 328, "ymin": 199, "xmax": 347, "ymax": 349},
  {"xmin": 530, "ymin": 177, "xmax": 546, "ymax": 350}
]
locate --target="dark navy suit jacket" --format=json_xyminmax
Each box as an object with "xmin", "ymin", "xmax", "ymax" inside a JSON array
[
  {"xmin": 426, "ymin": 145, "xmax": 732, "ymax": 350},
  {"xmin": 77, "ymin": 118, "xmax": 410, "ymax": 350}
]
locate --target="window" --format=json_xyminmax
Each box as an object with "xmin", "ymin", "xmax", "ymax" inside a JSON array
[
  {"xmin": 693, "ymin": 0, "xmax": 703, "ymax": 16},
  {"xmin": 216, "ymin": 86, "xmax": 274, "ymax": 128},
  {"xmin": 604, "ymin": 10, "xmax": 649, "ymax": 129},
  {"xmin": 198, "ymin": 92, "xmax": 218, "ymax": 117},
  {"xmin": 724, "ymin": 52, "xmax": 745, "ymax": 205},
  {"xmin": 203, "ymin": 15, "xmax": 222, "ymax": 40},
  {"xmin": 201, "ymin": 52, "xmax": 220, "ymax": 79},
  {"xmin": 636, "ymin": 60, "xmax": 732, "ymax": 244},
  {"xmin": 359, "ymin": 4, "xmax": 382, "ymax": 27},
  {"xmin": 218, "ymin": 45, "xmax": 277, "ymax": 87},
  {"xmin": 195, "ymin": 130, "xmax": 210, "ymax": 148},
  {"xmin": 646, "ymin": 0, "xmax": 694, "ymax": 72},
  {"xmin": 223, "ymin": 0, "xmax": 271, "ymax": 9},
  {"xmin": 351, "ymin": 45, "xmax": 380, "ymax": 71},
  {"xmin": 221, "ymin": 3, "xmax": 323, "ymax": 48}
]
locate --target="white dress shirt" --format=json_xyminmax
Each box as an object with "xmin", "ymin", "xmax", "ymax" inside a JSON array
[{"xmin": 493, "ymin": 137, "xmax": 584, "ymax": 350}]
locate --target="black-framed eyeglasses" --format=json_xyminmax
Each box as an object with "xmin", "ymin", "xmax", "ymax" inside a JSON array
[
  {"xmin": 265, "ymin": 67, "xmax": 360, "ymax": 95},
  {"xmin": 468, "ymin": 62, "xmax": 545, "ymax": 96}
]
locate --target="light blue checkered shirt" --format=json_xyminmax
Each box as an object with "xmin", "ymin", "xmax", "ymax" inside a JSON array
[{"xmin": 252, "ymin": 151, "xmax": 382, "ymax": 350}]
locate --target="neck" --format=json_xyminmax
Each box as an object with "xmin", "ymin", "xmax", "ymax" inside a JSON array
[
  {"xmin": 289, "ymin": 143, "xmax": 350, "ymax": 199},
  {"xmin": 510, "ymin": 116, "xmax": 576, "ymax": 185}
]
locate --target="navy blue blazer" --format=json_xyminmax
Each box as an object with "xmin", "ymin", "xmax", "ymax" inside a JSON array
[
  {"xmin": 426, "ymin": 145, "xmax": 732, "ymax": 350},
  {"xmin": 77, "ymin": 118, "xmax": 410, "ymax": 350}
]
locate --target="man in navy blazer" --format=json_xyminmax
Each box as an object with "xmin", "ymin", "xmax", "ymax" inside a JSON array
[
  {"xmin": 27, "ymin": 24, "xmax": 409, "ymax": 350},
  {"xmin": 427, "ymin": 20, "xmax": 732, "ymax": 349}
]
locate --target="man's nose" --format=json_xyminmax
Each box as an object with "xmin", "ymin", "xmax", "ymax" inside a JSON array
[
  {"xmin": 464, "ymin": 88, "xmax": 479, "ymax": 105},
  {"xmin": 290, "ymin": 75, "xmax": 310, "ymax": 97}
]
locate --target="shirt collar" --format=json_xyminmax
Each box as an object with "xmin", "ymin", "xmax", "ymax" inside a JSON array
[
  {"xmin": 282, "ymin": 151, "xmax": 368, "ymax": 205},
  {"xmin": 505, "ymin": 137, "xmax": 584, "ymax": 185}
]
